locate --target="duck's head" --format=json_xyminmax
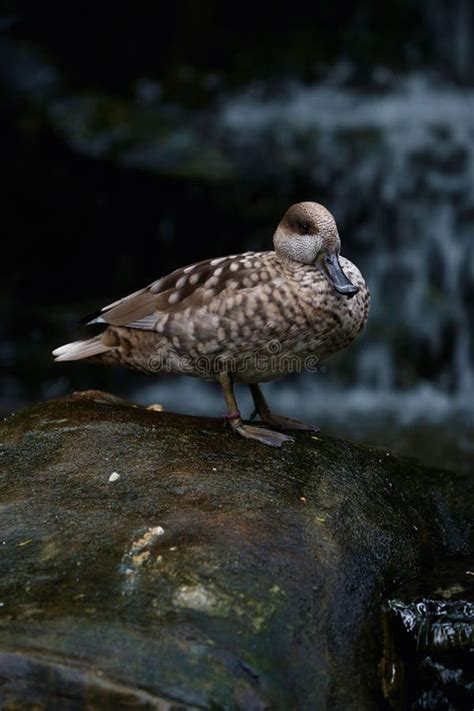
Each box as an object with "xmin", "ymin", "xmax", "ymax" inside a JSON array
[{"xmin": 273, "ymin": 202, "xmax": 359, "ymax": 298}]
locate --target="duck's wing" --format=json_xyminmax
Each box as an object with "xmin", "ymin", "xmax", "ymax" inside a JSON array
[{"xmin": 82, "ymin": 252, "xmax": 265, "ymax": 331}]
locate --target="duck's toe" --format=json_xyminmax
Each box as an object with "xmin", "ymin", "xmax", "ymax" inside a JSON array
[
  {"xmin": 235, "ymin": 424, "xmax": 295, "ymax": 448},
  {"xmin": 261, "ymin": 413, "xmax": 319, "ymax": 432}
]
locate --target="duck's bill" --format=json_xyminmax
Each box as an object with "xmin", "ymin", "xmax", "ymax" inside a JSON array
[{"xmin": 321, "ymin": 253, "xmax": 359, "ymax": 298}]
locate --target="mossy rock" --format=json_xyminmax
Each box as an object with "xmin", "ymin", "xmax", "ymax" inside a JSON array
[{"xmin": 0, "ymin": 391, "xmax": 472, "ymax": 710}]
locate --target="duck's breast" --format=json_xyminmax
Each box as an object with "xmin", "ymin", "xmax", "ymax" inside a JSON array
[{"xmin": 296, "ymin": 257, "xmax": 370, "ymax": 358}]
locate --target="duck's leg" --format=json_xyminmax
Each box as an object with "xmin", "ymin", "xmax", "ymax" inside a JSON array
[
  {"xmin": 218, "ymin": 372, "xmax": 294, "ymax": 448},
  {"xmin": 249, "ymin": 383, "xmax": 319, "ymax": 432}
]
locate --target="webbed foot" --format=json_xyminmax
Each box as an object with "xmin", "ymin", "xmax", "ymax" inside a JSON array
[
  {"xmin": 260, "ymin": 413, "xmax": 319, "ymax": 432},
  {"xmin": 234, "ymin": 423, "xmax": 295, "ymax": 448}
]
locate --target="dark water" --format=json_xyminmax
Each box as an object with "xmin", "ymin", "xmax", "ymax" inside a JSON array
[
  {"xmin": 1, "ymin": 3, "xmax": 473, "ymax": 474},
  {"xmin": 383, "ymin": 559, "xmax": 474, "ymax": 710}
]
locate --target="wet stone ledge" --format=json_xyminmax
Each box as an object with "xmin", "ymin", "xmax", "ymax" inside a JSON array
[{"xmin": 0, "ymin": 391, "xmax": 472, "ymax": 710}]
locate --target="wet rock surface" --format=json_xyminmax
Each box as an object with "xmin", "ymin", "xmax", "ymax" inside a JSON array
[
  {"xmin": 381, "ymin": 559, "xmax": 474, "ymax": 710},
  {"xmin": 0, "ymin": 391, "xmax": 472, "ymax": 710}
]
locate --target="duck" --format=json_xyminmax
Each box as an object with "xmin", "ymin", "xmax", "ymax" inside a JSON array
[{"xmin": 53, "ymin": 202, "xmax": 370, "ymax": 447}]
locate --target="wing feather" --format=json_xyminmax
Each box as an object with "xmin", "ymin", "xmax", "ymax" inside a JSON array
[{"xmin": 81, "ymin": 252, "xmax": 265, "ymax": 332}]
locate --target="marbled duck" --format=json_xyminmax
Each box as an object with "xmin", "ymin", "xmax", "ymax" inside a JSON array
[{"xmin": 53, "ymin": 202, "xmax": 370, "ymax": 447}]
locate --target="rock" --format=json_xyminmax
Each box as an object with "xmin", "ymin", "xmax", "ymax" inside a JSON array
[
  {"xmin": 0, "ymin": 391, "xmax": 472, "ymax": 710},
  {"xmin": 381, "ymin": 558, "xmax": 474, "ymax": 710}
]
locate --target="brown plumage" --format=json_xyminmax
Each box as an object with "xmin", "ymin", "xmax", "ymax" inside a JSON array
[{"xmin": 53, "ymin": 202, "xmax": 370, "ymax": 447}]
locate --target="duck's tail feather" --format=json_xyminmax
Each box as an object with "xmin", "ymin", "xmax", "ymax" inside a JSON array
[{"xmin": 52, "ymin": 335, "xmax": 113, "ymax": 362}]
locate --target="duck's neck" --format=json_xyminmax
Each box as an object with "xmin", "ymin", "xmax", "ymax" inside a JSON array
[{"xmin": 276, "ymin": 253, "xmax": 315, "ymax": 275}]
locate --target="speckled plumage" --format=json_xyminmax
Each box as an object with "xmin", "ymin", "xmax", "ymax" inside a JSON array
[
  {"xmin": 53, "ymin": 202, "xmax": 370, "ymax": 446},
  {"xmin": 87, "ymin": 252, "xmax": 368, "ymax": 383}
]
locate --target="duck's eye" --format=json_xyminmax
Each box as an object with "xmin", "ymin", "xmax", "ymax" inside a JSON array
[{"xmin": 299, "ymin": 221, "xmax": 310, "ymax": 234}]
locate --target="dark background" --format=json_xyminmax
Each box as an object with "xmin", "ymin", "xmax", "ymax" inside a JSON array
[{"xmin": 1, "ymin": 1, "xmax": 473, "ymax": 472}]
